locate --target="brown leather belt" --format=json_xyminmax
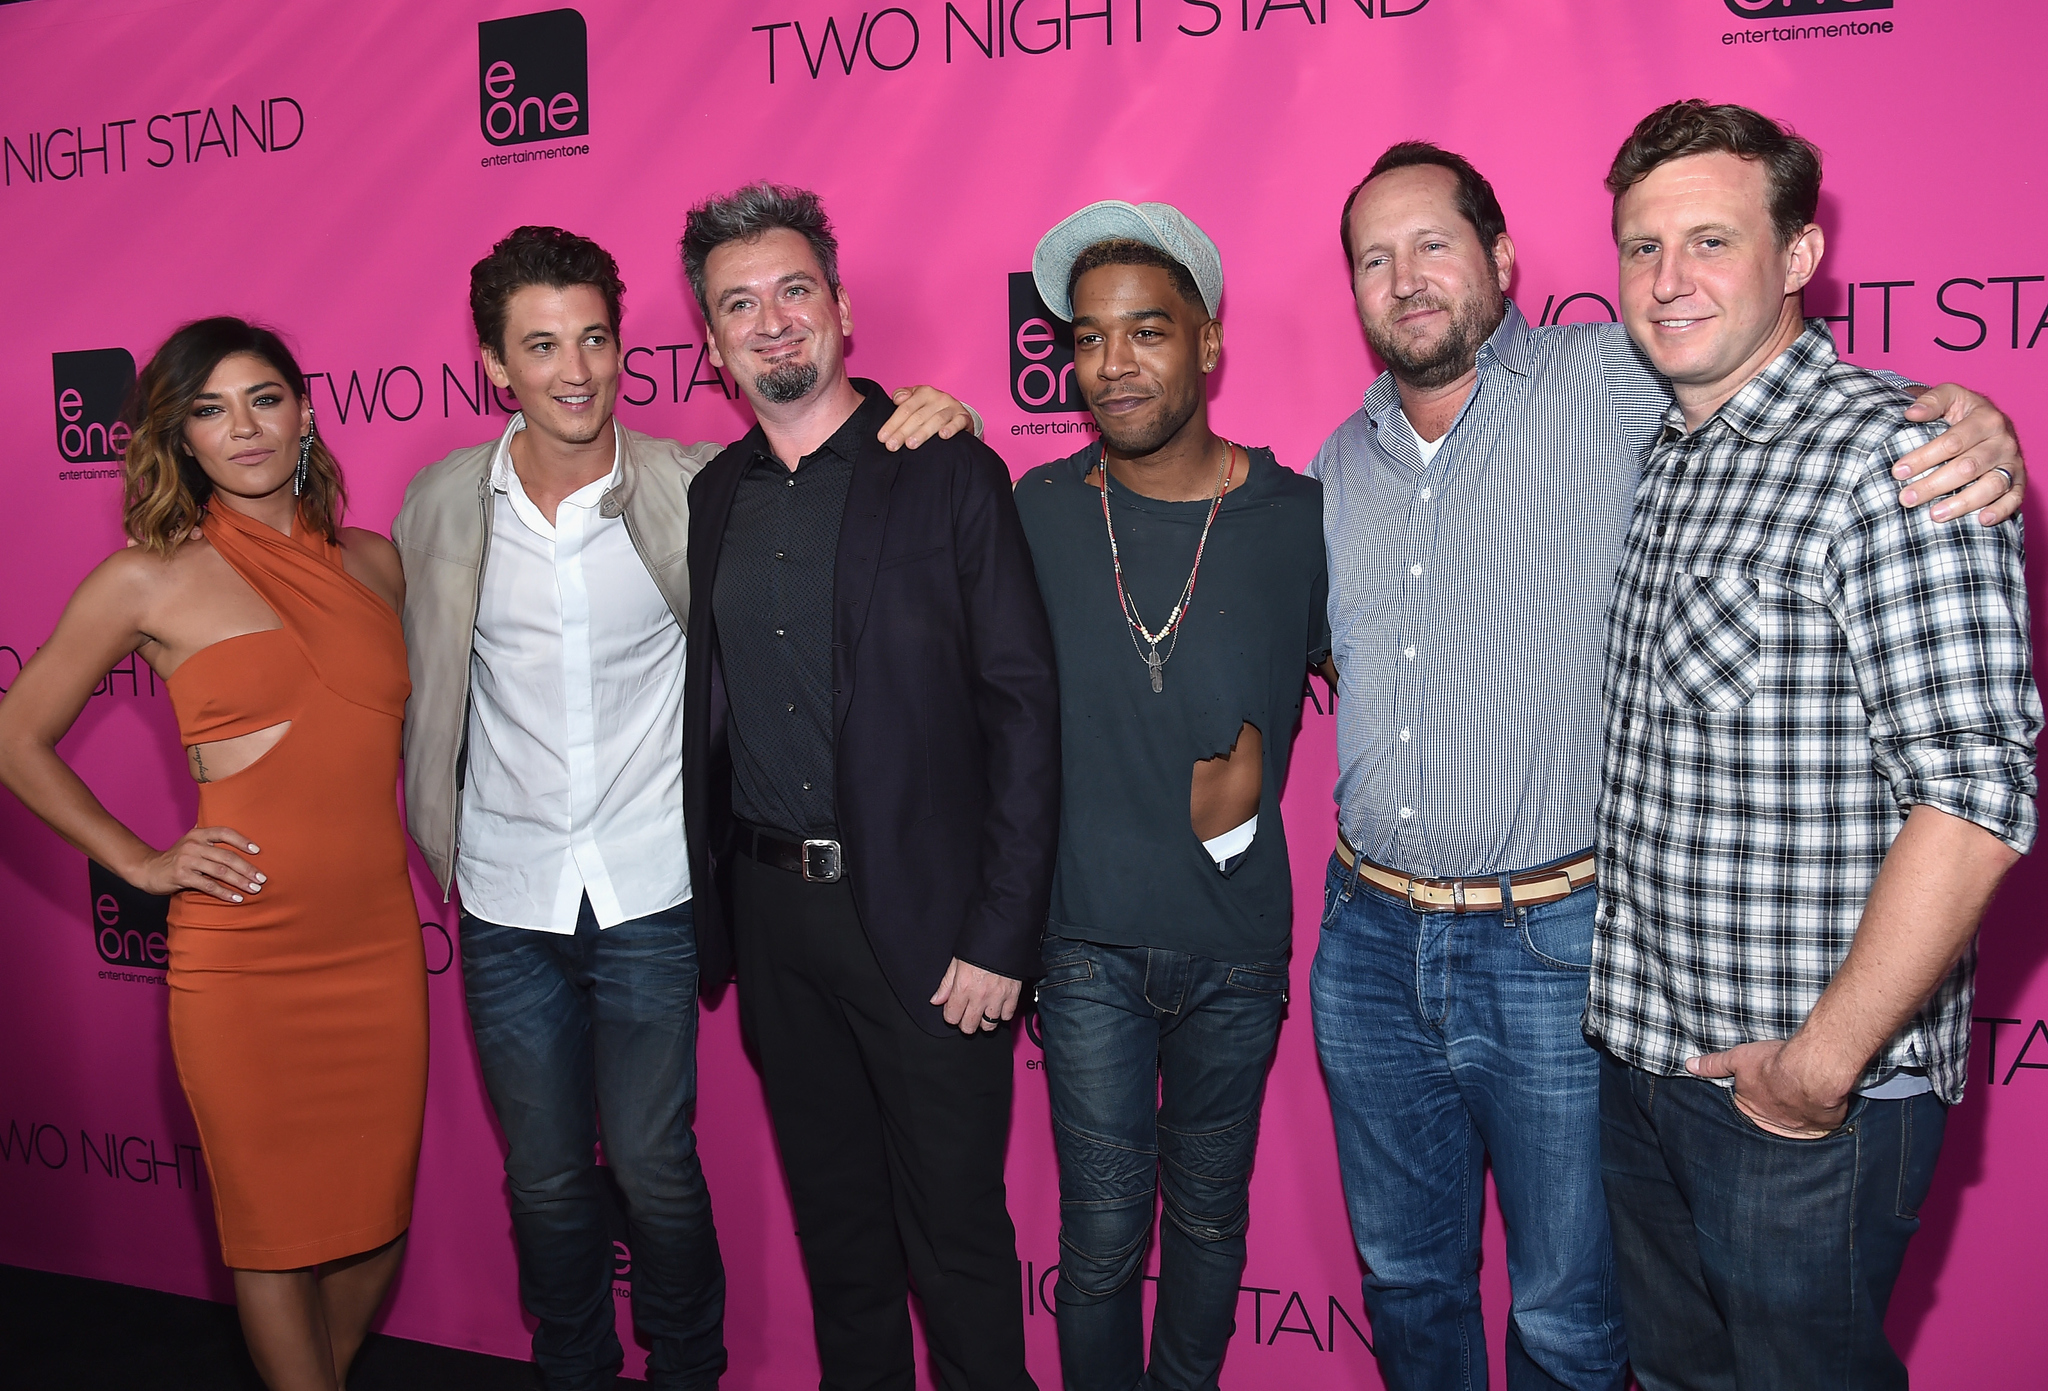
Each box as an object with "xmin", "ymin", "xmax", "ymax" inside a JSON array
[
  {"xmin": 738, "ymin": 826, "xmax": 844, "ymax": 883},
  {"xmin": 1335, "ymin": 835, "xmax": 1595, "ymax": 913}
]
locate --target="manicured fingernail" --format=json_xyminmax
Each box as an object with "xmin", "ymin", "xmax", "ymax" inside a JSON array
[
  {"xmin": 231, "ymin": 894, "xmax": 244, "ymax": 903},
  {"xmin": 247, "ymin": 843, "xmax": 260, "ymax": 852},
  {"xmin": 248, "ymin": 882, "xmax": 261, "ymax": 891},
  {"xmin": 255, "ymin": 873, "xmax": 267, "ymax": 883}
]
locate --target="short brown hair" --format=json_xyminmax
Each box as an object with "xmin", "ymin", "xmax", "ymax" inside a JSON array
[
  {"xmin": 680, "ymin": 182, "xmax": 841, "ymax": 317},
  {"xmin": 1604, "ymin": 100, "xmax": 1822, "ymax": 247},
  {"xmin": 121, "ymin": 318, "xmax": 344, "ymax": 557},
  {"xmin": 1340, "ymin": 142, "xmax": 1508, "ymax": 267},
  {"xmin": 470, "ymin": 226, "xmax": 626, "ymax": 360}
]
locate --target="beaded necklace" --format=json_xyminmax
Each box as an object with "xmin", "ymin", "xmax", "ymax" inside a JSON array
[{"xmin": 1097, "ymin": 440, "xmax": 1236, "ymax": 694}]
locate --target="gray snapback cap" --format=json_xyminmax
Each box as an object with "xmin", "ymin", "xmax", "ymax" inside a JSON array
[{"xmin": 1031, "ymin": 200, "xmax": 1223, "ymax": 322}]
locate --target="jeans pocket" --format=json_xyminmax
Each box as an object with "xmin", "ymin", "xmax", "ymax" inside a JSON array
[
  {"xmin": 1037, "ymin": 940, "xmax": 1095, "ymax": 993},
  {"xmin": 1895, "ymin": 1093, "xmax": 1946, "ymax": 1219},
  {"xmin": 1517, "ymin": 893, "xmax": 1596, "ymax": 971},
  {"xmin": 1225, "ymin": 962, "xmax": 1289, "ymax": 997},
  {"xmin": 1723, "ymin": 1083, "xmax": 1863, "ymax": 1144},
  {"xmin": 1320, "ymin": 858, "xmax": 1346, "ymax": 930}
]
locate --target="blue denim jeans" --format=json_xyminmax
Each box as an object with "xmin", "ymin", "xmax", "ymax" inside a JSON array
[
  {"xmin": 1035, "ymin": 938, "xmax": 1288, "ymax": 1391},
  {"xmin": 1309, "ymin": 855, "xmax": 1625, "ymax": 1391},
  {"xmin": 461, "ymin": 897, "xmax": 725, "ymax": 1391},
  {"xmin": 1599, "ymin": 1055, "xmax": 1946, "ymax": 1391}
]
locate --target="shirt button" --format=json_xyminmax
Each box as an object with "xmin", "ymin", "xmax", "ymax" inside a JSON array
[
  {"xmin": 1399, "ymin": 807, "xmax": 1414, "ymax": 819},
  {"xmin": 775, "ymin": 550, "xmax": 786, "ymax": 560},
  {"xmin": 1419, "ymin": 487, "xmax": 1432, "ymax": 501},
  {"xmin": 1400, "ymin": 728, "xmax": 1411, "ymax": 742},
  {"xmin": 786, "ymin": 702, "xmax": 795, "ymax": 712},
  {"xmin": 1410, "ymin": 563, "xmax": 1423, "ymax": 577},
  {"xmin": 1656, "ymin": 524, "xmax": 1667, "ymax": 537},
  {"xmin": 802, "ymin": 780, "xmax": 813, "ymax": 791},
  {"xmin": 1404, "ymin": 646, "xmax": 1416, "ymax": 661},
  {"xmin": 785, "ymin": 478, "xmax": 795, "ymax": 487},
  {"xmin": 774, "ymin": 628, "xmax": 785, "ymax": 637}
]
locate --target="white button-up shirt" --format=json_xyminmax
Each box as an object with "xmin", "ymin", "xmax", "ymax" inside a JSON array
[{"xmin": 456, "ymin": 415, "xmax": 691, "ymax": 932}]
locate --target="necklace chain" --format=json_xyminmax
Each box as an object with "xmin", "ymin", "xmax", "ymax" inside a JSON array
[{"xmin": 1098, "ymin": 441, "xmax": 1235, "ymax": 693}]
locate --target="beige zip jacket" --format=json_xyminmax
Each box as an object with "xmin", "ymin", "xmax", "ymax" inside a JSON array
[{"xmin": 391, "ymin": 423, "xmax": 720, "ymax": 898}]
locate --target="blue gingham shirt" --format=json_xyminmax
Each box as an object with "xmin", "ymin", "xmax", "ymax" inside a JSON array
[
  {"xmin": 1310, "ymin": 304, "xmax": 1669, "ymax": 876},
  {"xmin": 1588, "ymin": 322, "xmax": 2039, "ymax": 1104}
]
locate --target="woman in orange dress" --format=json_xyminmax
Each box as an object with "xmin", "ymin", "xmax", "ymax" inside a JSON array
[{"xmin": 0, "ymin": 318, "xmax": 427, "ymax": 1391}]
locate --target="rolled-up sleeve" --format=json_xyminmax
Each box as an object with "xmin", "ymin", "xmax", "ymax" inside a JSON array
[{"xmin": 1834, "ymin": 425, "xmax": 2042, "ymax": 853}]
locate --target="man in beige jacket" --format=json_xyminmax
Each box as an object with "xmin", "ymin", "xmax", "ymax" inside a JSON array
[{"xmin": 392, "ymin": 224, "xmax": 974, "ymax": 1391}]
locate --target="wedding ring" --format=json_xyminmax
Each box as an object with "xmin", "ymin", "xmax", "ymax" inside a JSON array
[{"xmin": 1994, "ymin": 466, "xmax": 2015, "ymax": 490}]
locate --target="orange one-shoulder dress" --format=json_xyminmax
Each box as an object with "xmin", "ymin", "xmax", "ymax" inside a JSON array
[{"xmin": 162, "ymin": 503, "xmax": 427, "ymax": 1270}]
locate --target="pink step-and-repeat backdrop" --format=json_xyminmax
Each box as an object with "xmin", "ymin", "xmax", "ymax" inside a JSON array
[{"xmin": 1, "ymin": 0, "xmax": 2042, "ymax": 1384}]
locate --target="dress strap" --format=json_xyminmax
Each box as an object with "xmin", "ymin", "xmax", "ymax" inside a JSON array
[{"xmin": 199, "ymin": 504, "xmax": 405, "ymax": 715}]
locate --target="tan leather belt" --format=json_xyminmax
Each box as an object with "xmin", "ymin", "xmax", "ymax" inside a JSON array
[{"xmin": 1335, "ymin": 835, "xmax": 1595, "ymax": 913}]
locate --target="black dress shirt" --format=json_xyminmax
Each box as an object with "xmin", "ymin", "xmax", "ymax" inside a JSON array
[{"xmin": 711, "ymin": 392, "xmax": 875, "ymax": 838}]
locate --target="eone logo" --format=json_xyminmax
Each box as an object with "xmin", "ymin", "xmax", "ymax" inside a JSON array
[
  {"xmin": 1723, "ymin": 0, "xmax": 1892, "ymax": 17},
  {"xmin": 53, "ymin": 348, "xmax": 136, "ymax": 464},
  {"xmin": 89, "ymin": 860, "xmax": 168, "ymax": 970},
  {"xmin": 479, "ymin": 8, "xmax": 590, "ymax": 147},
  {"xmin": 1008, "ymin": 273, "xmax": 1081, "ymax": 415}
]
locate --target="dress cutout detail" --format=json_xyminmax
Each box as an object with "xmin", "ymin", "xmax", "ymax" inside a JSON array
[{"xmin": 163, "ymin": 504, "xmax": 426, "ymax": 1269}]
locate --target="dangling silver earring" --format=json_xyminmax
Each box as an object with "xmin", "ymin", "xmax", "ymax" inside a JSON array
[{"xmin": 294, "ymin": 412, "xmax": 314, "ymax": 497}]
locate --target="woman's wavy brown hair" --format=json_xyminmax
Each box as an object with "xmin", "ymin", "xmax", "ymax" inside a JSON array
[{"xmin": 121, "ymin": 317, "xmax": 345, "ymax": 556}]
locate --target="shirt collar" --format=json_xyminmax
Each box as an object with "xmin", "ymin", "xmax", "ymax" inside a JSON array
[
  {"xmin": 490, "ymin": 411, "xmax": 624, "ymax": 506},
  {"xmin": 1662, "ymin": 318, "xmax": 1839, "ymax": 445},
  {"xmin": 743, "ymin": 377, "xmax": 892, "ymax": 471},
  {"xmin": 1362, "ymin": 299, "xmax": 1532, "ymax": 423}
]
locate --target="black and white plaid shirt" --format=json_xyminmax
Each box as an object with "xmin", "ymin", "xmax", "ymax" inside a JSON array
[{"xmin": 1588, "ymin": 321, "xmax": 2040, "ymax": 1104}]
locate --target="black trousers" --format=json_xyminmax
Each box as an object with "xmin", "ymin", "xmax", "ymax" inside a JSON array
[{"xmin": 732, "ymin": 850, "xmax": 1035, "ymax": 1391}]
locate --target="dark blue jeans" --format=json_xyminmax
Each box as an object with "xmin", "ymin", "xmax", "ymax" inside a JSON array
[
  {"xmin": 1598, "ymin": 1054, "xmax": 1946, "ymax": 1391},
  {"xmin": 1309, "ymin": 855, "xmax": 1626, "ymax": 1391},
  {"xmin": 1035, "ymin": 937, "xmax": 1287, "ymax": 1391},
  {"xmin": 461, "ymin": 897, "xmax": 725, "ymax": 1391}
]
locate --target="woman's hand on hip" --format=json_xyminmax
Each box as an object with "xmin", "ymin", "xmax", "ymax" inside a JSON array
[{"xmin": 135, "ymin": 827, "xmax": 265, "ymax": 902}]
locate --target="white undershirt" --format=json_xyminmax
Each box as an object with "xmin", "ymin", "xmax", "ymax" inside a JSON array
[
  {"xmin": 456, "ymin": 416, "xmax": 691, "ymax": 932},
  {"xmin": 1409, "ymin": 421, "xmax": 1447, "ymax": 467},
  {"xmin": 1202, "ymin": 815, "xmax": 1258, "ymax": 867}
]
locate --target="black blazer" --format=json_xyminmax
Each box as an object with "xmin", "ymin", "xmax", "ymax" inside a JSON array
[{"xmin": 683, "ymin": 381, "xmax": 1061, "ymax": 1036}]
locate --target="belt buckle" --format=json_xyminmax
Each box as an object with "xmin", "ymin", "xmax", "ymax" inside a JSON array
[
  {"xmin": 801, "ymin": 839, "xmax": 843, "ymax": 883},
  {"xmin": 1404, "ymin": 875, "xmax": 1465, "ymax": 913}
]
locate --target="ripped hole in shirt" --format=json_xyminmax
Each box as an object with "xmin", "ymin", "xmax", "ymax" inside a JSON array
[{"xmin": 1192, "ymin": 720, "xmax": 1262, "ymax": 851}]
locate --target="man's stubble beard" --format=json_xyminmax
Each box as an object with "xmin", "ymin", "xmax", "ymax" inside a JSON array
[
  {"xmin": 757, "ymin": 361, "xmax": 819, "ymax": 405},
  {"xmin": 1365, "ymin": 285, "xmax": 1507, "ymax": 391},
  {"xmin": 1090, "ymin": 377, "xmax": 1203, "ymax": 459}
]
